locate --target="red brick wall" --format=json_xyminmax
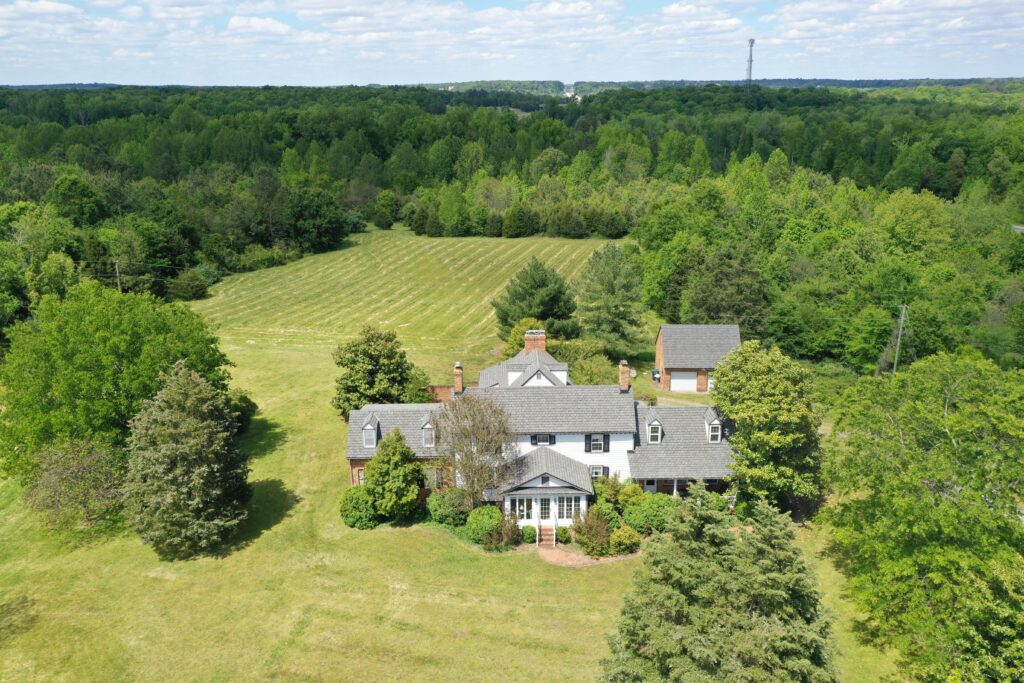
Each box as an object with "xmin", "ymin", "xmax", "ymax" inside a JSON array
[
  {"xmin": 426, "ymin": 382, "xmax": 479, "ymax": 403},
  {"xmin": 697, "ymin": 369, "xmax": 709, "ymax": 393}
]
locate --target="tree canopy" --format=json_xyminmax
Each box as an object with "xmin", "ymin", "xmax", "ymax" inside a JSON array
[
  {"xmin": 602, "ymin": 486, "xmax": 836, "ymax": 682},
  {"xmin": 711, "ymin": 341, "xmax": 822, "ymax": 511},
  {"xmin": 0, "ymin": 280, "xmax": 228, "ymax": 480},
  {"xmin": 824, "ymin": 351, "xmax": 1024, "ymax": 680}
]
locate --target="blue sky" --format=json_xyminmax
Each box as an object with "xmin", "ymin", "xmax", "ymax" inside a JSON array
[{"xmin": 0, "ymin": 1, "xmax": 1021, "ymax": 86}]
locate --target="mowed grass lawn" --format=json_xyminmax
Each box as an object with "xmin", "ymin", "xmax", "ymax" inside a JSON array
[{"xmin": 0, "ymin": 228, "xmax": 896, "ymax": 681}]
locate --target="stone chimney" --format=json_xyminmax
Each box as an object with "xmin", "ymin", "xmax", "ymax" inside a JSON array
[
  {"xmin": 453, "ymin": 362, "xmax": 464, "ymax": 395},
  {"xmin": 618, "ymin": 360, "xmax": 631, "ymax": 392},
  {"xmin": 524, "ymin": 329, "xmax": 546, "ymax": 354}
]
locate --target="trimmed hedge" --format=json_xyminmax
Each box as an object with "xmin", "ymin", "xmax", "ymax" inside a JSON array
[
  {"xmin": 610, "ymin": 524, "xmax": 642, "ymax": 554},
  {"xmin": 522, "ymin": 525, "xmax": 537, "ymax": 543},
  {"xmin": 465, "ymin": 505, "xmax": 503, "ymax": 544},
  {"xmin": 340, "ymin": 485, "xmax": 379, "ymax": 529},
  {"xmin": 556, "ymin": 526, "xmax": 570, "ymax": 544}
]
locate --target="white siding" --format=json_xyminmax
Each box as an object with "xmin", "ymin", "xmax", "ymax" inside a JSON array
[
  {"xmin": 516, "ymin": 432, "xmax": 634, "ymax": 479},
  {"xmin": 670, "ymin": 369, "xmax": 698, "ymax": 392},
  {"xmin": 507, "ymin": 371, "xmax": 522, "ymax": 385},
  {"xmin": 522, "ymin": 372, "xmax": 554, "ymax": 387},
  {"xmin": 553, "ymin": 370, "xmax": 568, "ymax": 384}
]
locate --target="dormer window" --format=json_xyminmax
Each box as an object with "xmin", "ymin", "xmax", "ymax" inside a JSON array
[
  {"xmin": 648, "ymin": 424, "xmax": 662, "ymax": 444},
  {"xmin": 422, "ymin": 425, "xmax": 434, "ymax": 447},
  {"xmin": 541, "ymin": 475, "xmax": 550, "ymax": 485},
  {"xmin": 363, "ymin": 426, "xmax": 376, "ymax": 448},
  {"xmin": 709, "ymin": 423, "xmax": 722, "ymax": 443}
]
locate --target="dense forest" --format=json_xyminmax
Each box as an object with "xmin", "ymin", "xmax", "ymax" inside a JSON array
[{"xmin": 1, "ymin": 83, "xmax": 1022, "ymax": 370}]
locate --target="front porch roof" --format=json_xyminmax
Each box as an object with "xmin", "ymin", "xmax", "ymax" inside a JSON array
[
  {"xmin": 503, "ymin": 486, "xmax": 588, "ymax": 497},
  {"xmin": 499, "ymin": 446, "xmax": 595, "ymax": 495}
]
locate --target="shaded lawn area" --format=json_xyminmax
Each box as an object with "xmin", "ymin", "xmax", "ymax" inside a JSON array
[{"xmin": 0, "ymin": 341, "xmax": 636, "ymax": 681}]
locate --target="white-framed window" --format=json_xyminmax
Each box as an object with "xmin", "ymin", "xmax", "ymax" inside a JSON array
[
  {"xmin": 709, "ymin": 423, "xmax": 722, "ymax": 443},
  {"xmin": 540, "ymin": 498, "xmax": 550, "ymax": 519},
  {"xmin": 649, "ymin": 424, "xmax": 662, "ymax": 444},
  {"xmin": 362, "ymin": 427, "xmax": 376, "ymax": 448},
  {"xmin": 536, "ymin": 434, "xmax": 551, "ymax": 445},
  {"xmin": 589, "ymin": 434, "xmax": 606, "ymax": 453},
  {"xmin": 558, "ymin": 496, "xmax": 580, "ymax": 519},
  {"xmin": 511, "ymin": 498, "xmax": 533, "ymax": 520},
  {"xmin": 422, "ymin": 426, "xmax": 434, "ymax": 447},
  {"xmin": 541, "ymin": 475, "xmax": 550, "ymax": 485},
  {"xmin": 590, "ymin": 465, "xmax": 608, "ymax": 479},
  {"xmin": 356, "ymin": 468, "xmax": 365, "ymax": 485}
]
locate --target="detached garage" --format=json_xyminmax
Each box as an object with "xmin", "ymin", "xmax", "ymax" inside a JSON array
[{"xmin": 655, "ymin": 324, "xmax": 741, "ymax": 394}]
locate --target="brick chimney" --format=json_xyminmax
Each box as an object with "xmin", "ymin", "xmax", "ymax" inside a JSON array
[
  {"xmin": 524, "ymin": 329, "xmax": 546, "ymax": 354},
  {"xmin": 453, "ymin": 362, "xmax": 464, "ymax": 395},
  {"xmin": 618, "ymin": 360, "xmax": 630, "ymax": 392}
]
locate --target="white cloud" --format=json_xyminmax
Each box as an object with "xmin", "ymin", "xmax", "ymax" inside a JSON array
[
  {"xmin": 226, "ymin": 14, "xmax": 292, "ymax": 34},
  {"xmin": 0, "ymin": 0, "xmax": 1022, "ymax": 85}
]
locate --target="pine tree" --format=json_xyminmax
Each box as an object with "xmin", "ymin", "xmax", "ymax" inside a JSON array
[
  {"xmin": 125, "ymin": 362, "xmax": 251, "ymax": 559},
  {"xmin": 602, "ymin": 487, "xmax": 837, "ymax": 682},
  {"xmin": 364, "ymin": 429, "xmax": 423, "ymax": 521},
  {"xmin": 491, "ymin": 258, "xmax": 576, "ymax": 339}
]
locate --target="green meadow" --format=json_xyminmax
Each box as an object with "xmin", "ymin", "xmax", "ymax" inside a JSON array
[{"xmin": 0, "ymin": 229, "xmax": 896, "ymax": 681}]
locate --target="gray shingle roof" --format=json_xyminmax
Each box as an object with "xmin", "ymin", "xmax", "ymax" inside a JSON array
[
  {"xmin": 629, "ymin": 406, "xmax": 734, "ymax": 479},
  {"xmin": 465, "ymin": 385, "xmax": 636, "ymax": 433},
  {"xmin": 501, "ymin": 446, "xmax": 594, "ymax": 494},
  {"xmin": 478, "ymin": 349, "xmax": 568, "ymax": 388},
  {"xmin": 346, "ymin": 403, "xmax": 444, "ymax": 460},
  {"xmin": 659, "ymin": 324, "xmax": 741, "ymax": 369}
]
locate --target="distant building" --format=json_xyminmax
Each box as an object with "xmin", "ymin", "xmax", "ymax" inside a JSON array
[{"xmin": 654, "ymin": 324, "xmax": 741, "ymax": 393}]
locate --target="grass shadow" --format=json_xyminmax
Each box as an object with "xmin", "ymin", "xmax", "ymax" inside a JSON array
[
  {"xmin": 222, "ymin": 479, "xmax": 301, "ymax": 554},
  {"xmin": 0, "ymin": 595, "xmax": 37, "ymax": 646},
  {"xmin": 239, "ymin": 416, "xmax": 288, "ymax": 461}
]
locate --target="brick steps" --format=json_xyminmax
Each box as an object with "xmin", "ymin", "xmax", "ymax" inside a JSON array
[{"xmin": 537, "ymin": 525, "xmax": 556, "ymax": 546}]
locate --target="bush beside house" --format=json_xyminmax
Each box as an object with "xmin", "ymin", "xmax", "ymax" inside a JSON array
[
  {"xmin": 610, "ymin": 525, "xmax": 642, "ymax": 554},
  {"xmin": 426, "ymin": 487, "xmax": 469, "ymax": 526},
  {"xmin": 340, "ymin": 485, "xmax": 379, "ymax": 529}
]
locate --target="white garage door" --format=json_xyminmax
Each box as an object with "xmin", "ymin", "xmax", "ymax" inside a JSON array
[{"xmin": 670, "ymin": 370, "xmax": 698, "ymax": 392}]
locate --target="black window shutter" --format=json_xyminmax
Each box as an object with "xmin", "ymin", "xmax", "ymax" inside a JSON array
[
  {"xmin": 530, "ymin": 435, "xmax": 538, "ymax": 446},
  {"xmin": 549, "ymin": 434, "xmax": 556, "ymax": 445},
  {"xmin": 584, "ymin": 434, "xmax": 592, "ymax": 452},
  {"xmin": 603, "ymin": 434, "xmax": 610, "ymax": 452},
  {"xmin": 603, "ymin": 466, "xmax": 609, "ymax": 477}
]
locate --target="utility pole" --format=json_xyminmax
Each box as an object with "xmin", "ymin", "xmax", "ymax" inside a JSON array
[
  {"xmin": 746, "ymin": 39, "xmax": 755, "ymax": 88},
  {"xmin": 115, "ymin": 260, "xmax": 122, "ymax": 293},
  {"xmin": 892, "ymin": 303, "xmax": 908, "ymax": 374}
]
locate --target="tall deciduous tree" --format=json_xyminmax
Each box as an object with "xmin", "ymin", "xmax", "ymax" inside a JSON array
[
  {"xmin": 0, "ymin": 281, "xmax": 228, "ymax": 480},
  {"xmin": 711, "ymin": 341, "xmax": 822, "ymax": 511},
  {"xmin": 363, "ymin": 429, "xmax": 423, "ymax": 521},
  {"xmin": 331, "ymin": 327, "xmax": 428, "ymax": 420},
  {"xmin": 602, "ymin": 486, "xmax": 836, "ymax": 682},
  {"xmin": 824, "ymin": 351, "xmax": 1024, "ymax": 681},
  {"xmin": 491, "ymin": 257, "xmax": 577, "ymax": 339},
  {"xmin": 435, "ymin": 394, "xmax": 517, "ymax": 507},
  {"xmin": 573, "ymin": 244, "xmax": 644, "ymax": 354},
  {"xmin": 125, "ymin": 362, "xmax": 251, "ymax": 559}
]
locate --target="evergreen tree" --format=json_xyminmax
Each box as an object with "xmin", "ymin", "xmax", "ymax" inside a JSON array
[
  {"xmin": 572, "ymin": 244, "xmax": 644, "ymax": 354},
  {"xmin": 125, "ymin": 362, "xmax": 251, "ymax": 559},
  {"xmin": 491, "ymin": 257, "xmax": 577, "ymax": 339},
  {"xmin": 602, "ymin": 486, "xmax": 836, "ymax": 682},
  {"xmin": 363, "ymin": 429, "xmax": 423, "ymax": 521}
]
